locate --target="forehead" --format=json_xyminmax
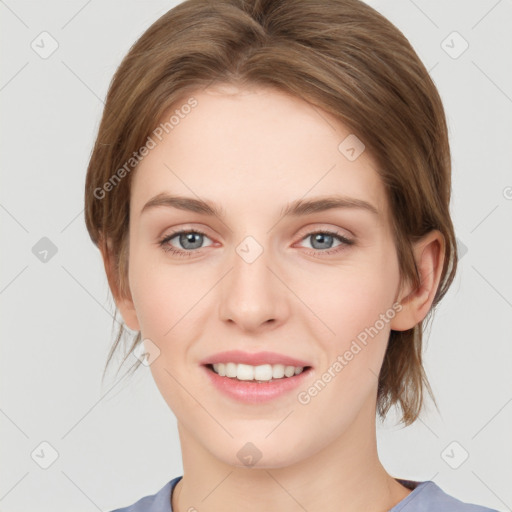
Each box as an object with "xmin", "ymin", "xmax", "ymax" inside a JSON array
[{"xmin": 131, "ymin": 84, "xmax": 389, "ymax": 226}]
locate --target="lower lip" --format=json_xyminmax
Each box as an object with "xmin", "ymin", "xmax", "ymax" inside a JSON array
[{"xmin": 202, "ymin": 365, "xmax": 313, "ymax": 404}]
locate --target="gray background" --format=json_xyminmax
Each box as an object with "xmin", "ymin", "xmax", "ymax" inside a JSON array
[{"xmin": 1, "ymin": 0, "xmax": 511, "ymax": 511}]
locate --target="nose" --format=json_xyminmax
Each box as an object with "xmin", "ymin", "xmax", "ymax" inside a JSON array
[{"xmin": 218, "ymin": 237, "xmax": 289, "ymax": 332}]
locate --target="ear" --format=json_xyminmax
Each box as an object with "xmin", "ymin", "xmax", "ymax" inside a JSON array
[
  {"xmin": 99, "ymin": 237, "xmax": 141, "ymax": 332},
  {"xmin": 390, "ymin": 230, "xmax": 445, "ymax": 331}
]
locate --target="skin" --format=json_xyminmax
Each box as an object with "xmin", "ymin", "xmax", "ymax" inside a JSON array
[{"xmin": 101, "ymin": 83, "xmax": 444, "ymax": 512}]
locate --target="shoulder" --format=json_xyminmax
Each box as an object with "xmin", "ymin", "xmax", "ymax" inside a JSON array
[
  {"xmin": 391, "ymin": 480, "xmax": 499, "ymax": 512},
  {"xmin": 108, "ymin": 476, "xmax": 182, "ymax": 512}
]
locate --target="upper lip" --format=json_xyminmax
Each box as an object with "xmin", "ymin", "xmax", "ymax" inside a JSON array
[{"xmin": 200, "ymin": 350, "xmax": 311, "ymax": 368}]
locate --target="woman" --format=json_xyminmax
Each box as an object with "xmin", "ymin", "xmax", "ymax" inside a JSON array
[{"xmin": 84, "ymin": 0, "xmax": 499, "ymax": 510}]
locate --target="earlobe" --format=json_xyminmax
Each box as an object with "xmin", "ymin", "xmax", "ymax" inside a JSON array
[
  {"xmin": 99, "ymin": 237, "xmax": 141, "ymax": 332},
  {"xmin": 115, "ymin": 295, "xmax": 141, "ymax": 332},
  {"xmin": 390, "ymin": 230, "xmax": 445, "ymax": 332}
]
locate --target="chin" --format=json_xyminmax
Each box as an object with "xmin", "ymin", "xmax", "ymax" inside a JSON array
[{"xmin": 210, "ymin": 437, "xmax": 313, "ymax": 471}]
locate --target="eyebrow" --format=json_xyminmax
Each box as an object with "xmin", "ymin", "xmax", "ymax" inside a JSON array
[{"xmin": 140, "ymin": 193, "xmax": 379, "ymax": 219}]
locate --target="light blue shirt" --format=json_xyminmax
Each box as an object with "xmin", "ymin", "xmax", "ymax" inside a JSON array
[{"xmin": 109, "ymin": 476, "xmax": 499, "ymax": 511}]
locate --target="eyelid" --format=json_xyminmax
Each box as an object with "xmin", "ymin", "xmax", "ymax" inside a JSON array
[
  {"xmin": 159, "ymin": 223, "xmax": 353, "ymax": 244},
  {"xmin": 295, "ymin": 223, "xmax": 354, "ymax": 239},
  {"xmin": 294, "ymin": 229, "xmax": 354, "ymax": 253},
  {"xmin": 159, "ymin": 227, "xmax": 213, "ymax": 245}
]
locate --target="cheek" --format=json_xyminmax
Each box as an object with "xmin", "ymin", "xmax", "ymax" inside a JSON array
[
  {"xmin": 308, "ymin": 251, "xmax": 399, "ymax": 373},
  {"xmin": 304, "ymin": 285, "xmax": 396, "ymax": 422},
  {"xmin": 128, "ymin": 246, "xmax": 204, "ymax": 336},
  {"xmin": 313, "ymin": 263, "xmax": 398, "ymax": 336}
]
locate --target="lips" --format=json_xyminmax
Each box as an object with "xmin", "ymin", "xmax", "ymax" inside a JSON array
[
  {"xmin": 199, "ymin": 350, "xmax": 312, "ymax": 368},
  {"xmin": 202, "ymin": 363, "xmax": 313, "ymax": 403}
]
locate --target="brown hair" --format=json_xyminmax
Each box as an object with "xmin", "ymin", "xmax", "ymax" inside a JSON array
[{"xmin": 84, "ymin": 0, "xmax": 457, "ymax": 426}]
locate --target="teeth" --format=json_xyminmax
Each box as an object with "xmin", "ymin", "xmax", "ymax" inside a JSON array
[{"xmin": 211, "ymin": 363, "xmax": 305, "ymax": 382}]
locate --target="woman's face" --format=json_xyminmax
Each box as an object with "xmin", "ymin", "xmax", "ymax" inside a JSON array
[{"xmin": 122, "ymin": 83, "xmax": 405, "ymax": 468}]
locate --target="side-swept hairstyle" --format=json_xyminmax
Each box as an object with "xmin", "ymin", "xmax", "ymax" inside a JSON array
[{"xmin": 84, "ymin": 0, "xmax": 457, "ymax": 426}]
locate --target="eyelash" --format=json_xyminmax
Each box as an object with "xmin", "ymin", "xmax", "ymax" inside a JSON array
[{"xmin": 157, "ymin": 228, "xmax": 354, "ymax": 258}]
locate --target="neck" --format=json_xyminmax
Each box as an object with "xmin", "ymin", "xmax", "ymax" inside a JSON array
[{"xmin": 172, "ymin": 400, "xmax": 411, "ymax": 512}]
